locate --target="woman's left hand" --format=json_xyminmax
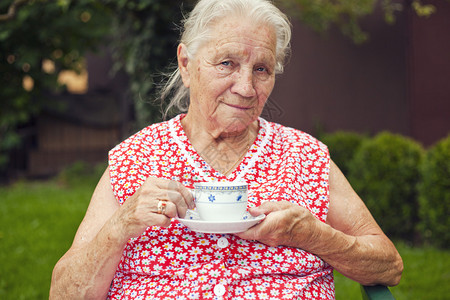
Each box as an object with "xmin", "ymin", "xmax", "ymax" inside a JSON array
[
  {"xmin": 237, "ymin": 161, "xmax": 403, "ymax": 286},
  {"xmin": 236, "ymin": 201, "xmax": 323, "ymax": 249}
]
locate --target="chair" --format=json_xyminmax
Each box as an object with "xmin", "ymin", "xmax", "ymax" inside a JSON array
[{"xmin": 361, "ymin": 284, "xmax": 395, "ymax": 300}]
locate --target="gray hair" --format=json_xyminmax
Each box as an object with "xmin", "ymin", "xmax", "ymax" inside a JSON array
[{"xmin": 161, "ymin": 0, "xmax": 292, "ymax": 118}]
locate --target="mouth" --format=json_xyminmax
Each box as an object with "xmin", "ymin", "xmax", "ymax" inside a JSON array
[{"xmin": 223, "ymin": 102, "xmax": 253, "ymax": 110}]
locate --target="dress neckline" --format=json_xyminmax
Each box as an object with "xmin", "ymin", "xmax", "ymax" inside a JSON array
[{"xmin": 168, "ymin": 114, "xmax": 271, "ymax": 182}]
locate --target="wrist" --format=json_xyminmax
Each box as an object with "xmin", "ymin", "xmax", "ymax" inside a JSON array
[
  {"xmin": 301, "ymin": 221, "xmax": 357, "ymax": 258},
  {"xmin": 103, "ymin": 211, "xmax": 133, "ymax": 249}
]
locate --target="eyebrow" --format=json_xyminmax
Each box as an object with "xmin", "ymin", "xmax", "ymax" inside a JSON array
[{"xmin": 211, "ymin": 45, "xmax": 276, "ymax": 66}]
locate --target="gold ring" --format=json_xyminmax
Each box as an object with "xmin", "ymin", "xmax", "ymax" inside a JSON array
[{"xmin": 157, "ymin": 200, "xmax": 167, "ymax": 215}]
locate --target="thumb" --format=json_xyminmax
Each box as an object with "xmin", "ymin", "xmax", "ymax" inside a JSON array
[{"xmin": 248, "ymin": 201, "xmax": 281, "ymax": 216}]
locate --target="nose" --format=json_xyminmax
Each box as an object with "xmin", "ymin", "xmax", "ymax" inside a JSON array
[{"xmin": 231, "ymin": 68, "xmax": 256, "ymax": 98}]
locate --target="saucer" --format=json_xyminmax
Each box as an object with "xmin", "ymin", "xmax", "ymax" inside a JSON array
[{"xmin": 176, "ymin": 210, "xmax": 265, "ymax": 233}]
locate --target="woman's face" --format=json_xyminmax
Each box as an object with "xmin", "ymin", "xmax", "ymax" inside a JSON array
[{"xmin": 179, "ymin": 17, "xmax": 277, "ymax": 136}]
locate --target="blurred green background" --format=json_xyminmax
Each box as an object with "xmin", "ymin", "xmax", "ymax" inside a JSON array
[
  {"xmin": 0, "ymin": 162, "xmax": 449, "ymax": 299},
  {"xmin": 1, "ymin": 0, "xmax": 449, "ymax": 299}
]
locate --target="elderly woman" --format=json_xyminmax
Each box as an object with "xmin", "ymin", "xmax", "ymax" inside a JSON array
[{"xmin": 50, "ymin": 0, "xmax": 402, "ymax": 299}]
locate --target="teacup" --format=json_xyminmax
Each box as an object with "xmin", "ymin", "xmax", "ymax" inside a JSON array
[{"xmin": 193, "ymin": 181, "xmax": 248, "ymax": 221}]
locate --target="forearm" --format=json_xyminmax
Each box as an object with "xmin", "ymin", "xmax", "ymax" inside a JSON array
[
  {"xmin": 50, "ymin": 217, "xmax": 127, "ymax": 299},
  {"xmin": 303, "ymin": 222, "xmax": 403, "ymax": 286},
  {"xmin": 313, "ymin": 160, "xmax": 403, "ymax": 286}
]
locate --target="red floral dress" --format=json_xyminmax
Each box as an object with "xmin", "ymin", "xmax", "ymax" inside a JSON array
[{"xmin": 107, "ymin": 115, "xmax": 334, "ymax": 299}]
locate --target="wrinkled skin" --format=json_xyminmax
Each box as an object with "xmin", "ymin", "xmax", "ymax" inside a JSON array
[{"xmin": 49, "ymin": 16, "xmax": 402, "ymax": 299}]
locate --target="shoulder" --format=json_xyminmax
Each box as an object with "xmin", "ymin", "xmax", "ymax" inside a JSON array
[
  {"xmin": 109, "ymin": 118, "xmax": 174, "ymax": 158},
  {"xmin": 108, "ymin": 117, "xmax": 175, "ymax": 181},
  {"xmin": 107, "ymin": 117, "xmax": 177, "ymax": 203}
]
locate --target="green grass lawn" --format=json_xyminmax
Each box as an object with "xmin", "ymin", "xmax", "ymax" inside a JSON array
[
  {"xmin": 0, "ymin": 175, "xmax": 97, "ymax": 300},
  {"xmin": 1, "ymin": 176, "xmax": 449, "ymax": 299},
  {"xmin": 334, "ymin": 242, "xmax": 450, "ymax": 300}
]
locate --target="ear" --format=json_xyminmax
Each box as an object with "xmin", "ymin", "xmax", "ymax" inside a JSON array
[{"xmin": 177, "ymin": 43, "xmax": 190, "ymax": 88}]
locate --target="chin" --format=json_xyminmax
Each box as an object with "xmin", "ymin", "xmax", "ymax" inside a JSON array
[{"xmin": 220, "ymin": 116, "xmax": 255, "ymax": 132}]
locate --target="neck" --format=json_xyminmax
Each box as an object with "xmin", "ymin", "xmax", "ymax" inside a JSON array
[{"xmin": 181, "ymin": 115, "xmax": 258, "ymax": 176}]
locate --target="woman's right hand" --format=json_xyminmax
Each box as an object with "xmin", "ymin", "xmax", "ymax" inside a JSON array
[
  {"xmin": 51, "ymin": 170, "xmax": 197, "ymax": 299},
  {"xmin": 115, "ymin": 177, "xmax": 195, "ymax": 239}
]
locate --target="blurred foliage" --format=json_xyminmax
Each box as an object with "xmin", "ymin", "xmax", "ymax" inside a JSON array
[
  {"xmin": 0, "ymin": 0, "xmax": 193, "ymax": 173},
  {"xmin": 0, "ymin": 0, "xmax": 446, "ymax": 175},
  {"xmin": 0, "ymin": 0, "xmax": 112, "ymax": 172},
  {"xmin": 348, "ymin": 132, "xmax": 424, "ymax": 241},
  {"xmin": 277, "ymin": 0, "xmax": 376, "ymax": 43},
  {"xmin": 322, "ymin": 131, "xmax": 450, "ymax": 248},
  {"xmin": 277, "ymin": 0, "xmax": 441, "ymax": 44},
  {"xmin": 101, "ymin": 0, "xmax": 195, "ymax": 129},
  {"xmin": 418, "ymin": 135, "xmax": 450, "ymax": 248},
  {"xmin": 320, "ymin": 131, "xmax": 368, "ymax": 177},
  {"xmin": 56, "ymin": 160, "xmax": 106, "ymax": 187}
]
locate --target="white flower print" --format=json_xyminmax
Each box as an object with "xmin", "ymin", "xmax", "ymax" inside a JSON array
[
  {"xmin": 249, "ymin": 252, "xmax": 262, "ymax": 260},
  {"xmin": 189, "ymin": 247, "xmax": 203, "ymax": 256},
  {"xmin": 107, "ymin": 116, "xmax": 334, "ymax": 299}
]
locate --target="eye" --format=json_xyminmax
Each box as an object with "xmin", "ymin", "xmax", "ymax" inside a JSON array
[
  {"xmin": 221, "ymin": 61, "xmax": 232, "ymax": 67},
  {"xmin": 254, "ymin": 65, "xmax": 272, "ymax": 80}
]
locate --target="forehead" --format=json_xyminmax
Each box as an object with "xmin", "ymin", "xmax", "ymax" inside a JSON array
[{"xmin": 204, "ymin": 17, "xmax": 277, "ymax": 60}]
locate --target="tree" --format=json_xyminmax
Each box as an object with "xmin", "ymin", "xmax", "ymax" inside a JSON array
[
  {"xmin": 101, "ymin": 0, "xmax": 195, "ymax": 128},
  {"xmin": 0, "ymin": 0, "xmax": 444, "ymax": 176},
  {"xmin": 0, "ymin": 0, "xmax": 112, "ymax": 174},
  {"xmin": 276, "ymin": 0, "xmax": 441, "ymax": 43}
]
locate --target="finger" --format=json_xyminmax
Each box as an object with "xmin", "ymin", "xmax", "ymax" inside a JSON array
[
  {"xmin": 183, "ymin": 187, "xmax": 195, "ymax": 209},
  {"xmin": 236, "ymin": 223, "xmax": 261, "ymax": 240},
  {"xmin": 161, "ymin": 180, "xmax": 195, "ymax": 209},
  {"xmin": 165, "ymin": 191, "xmax": 189, "ymax": 218},
  {"xmin": 145, "ymin": 179, "xmax": 192, "ymax": 218},
  {"xmin": 249, "ymin": 201, "xmax": 284, "ymax": 216},
  {"xmin": 154, "ymin": 189, "xmax": 189, "ymax": 218},
  {"xmin": 154, "ymin": 199, "xmax": 178, "ymax": 219},
  {"xmin": 151, "ymin": 213, "xmax": 172, "ymax": 228},
  {"xmin": 175, "ymin": 183, "xmax": 195, "ymax": 209},
  {"xmin": 248, "ymin": 206, "xmax": 265, "ymax": 217}
]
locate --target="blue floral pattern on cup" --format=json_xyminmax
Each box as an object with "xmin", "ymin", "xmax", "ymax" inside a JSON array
[
  {"xmin": 193, "ymin": 182, "xmax": 248, "ymax": 221},
  {"xmin": 208, "ymin": 194, "xmax": 216, "ymax": 203},
  {"xmin": 194, "ymin": 184, "xmax": 247, "ymax": 204}
]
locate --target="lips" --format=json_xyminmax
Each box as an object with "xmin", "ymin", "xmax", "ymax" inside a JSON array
[{"xmin": 223, "ymin": 102, "xmax": 253, "ymax": 110}]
